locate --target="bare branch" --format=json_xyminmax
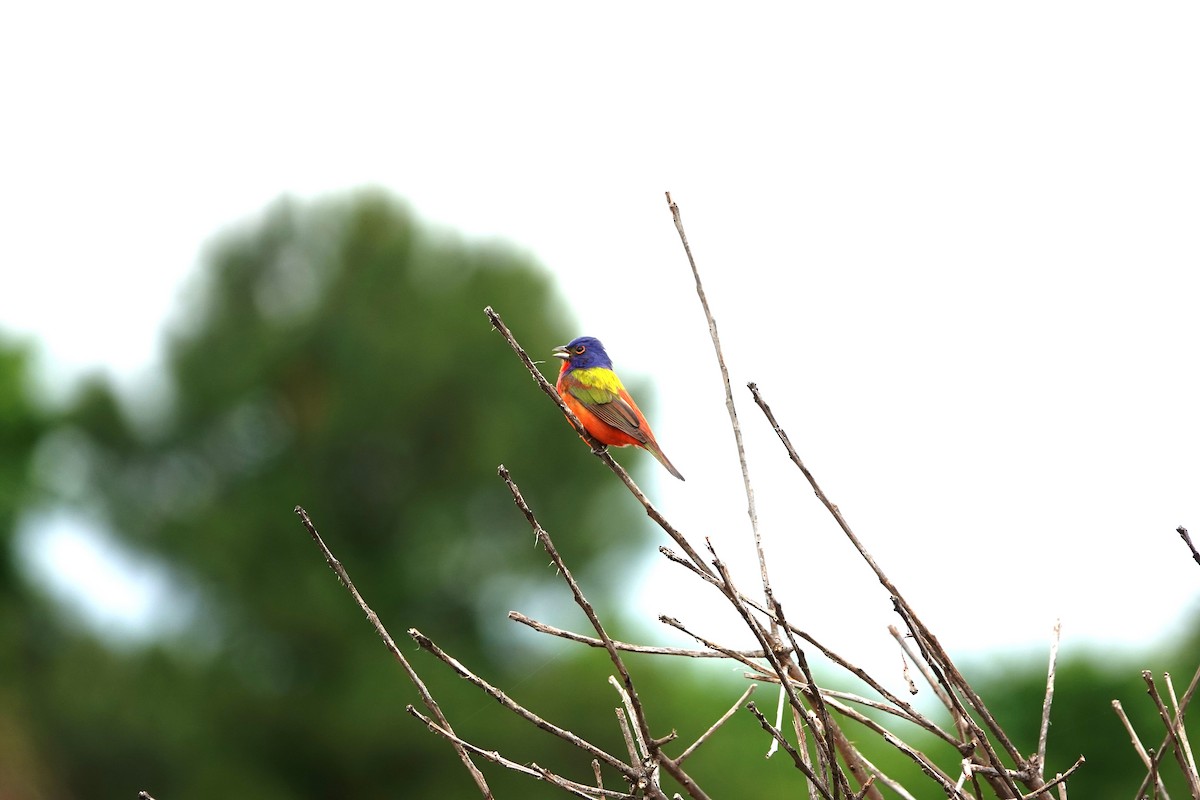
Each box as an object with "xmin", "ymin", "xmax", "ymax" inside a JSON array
[
  {"xmin": 294, "ymin": 506, "xmax": 493, "ymax": 798},
  {"xmin": 889, "ymin": 625, "xmax": 963, "ymax": 735},
  {"xmin": 748, "ymin": 384, "xmax": 1026, "ymax": 796},
  {"xmin": 665, "ymin": 191, "xmax": 772, "ymax": 602},
  {"xmin": 1177, "ymin": 526, "xmax": 1200, "ymax": 567},
  {"xmin": 406, "ymin": 705, "xmax": 636, "ymax": 800},
  {"xmin": 746, "ymin": 701, "xmax": 834, "ymax": 800},
  {"xmin": 1165, "ymin": 672, "xmax": 1200, "ymax": 782},
  {"xmin": 509, "ymin": 611, "xmax": 771, "ymax": 659},
  {"xmin": 1143, "ymin": 670, "xmax": 1200, "ymax": 797},
  {"xmin": 1133, "ymin": 659, "xmax": 1200, "ymax": 799},
  {"xmin": 1112, "ymin": 699, "xmax": 1170, "ymax": 800},
  {"xmin": 592, "ymin": 759, "xmax": 606, "ymax": 800},
  {"xmin": 676, "ymin": 684, "xmax": 757, "ymax": 764},
  {"xmin": 1036, "ymin": 620, "xmax": 1062, "ymax": 780},
  {"xmin": 1019, "ymin": 756, "xmax": 1084, "ymax": 800},
  {"xmin": 408, "ymin": 628, "xmax": 633, "ymax": 777},
  {"xmin": 498, "ymin": 467, "xmax": 657, "ymax": 757},
  {"xmin": 658, "ymin": 615, "xmax": 777, "ymax": 679}
]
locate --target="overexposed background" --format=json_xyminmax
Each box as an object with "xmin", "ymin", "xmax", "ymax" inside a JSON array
[{"xmin": 3, "ymin": 3, "xmax": 1198, "ymax": 684}]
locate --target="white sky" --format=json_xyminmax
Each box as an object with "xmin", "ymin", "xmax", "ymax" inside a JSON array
[{"xmin": 3, "ymin": 3, "xmax": 1199, "ymax": 688}]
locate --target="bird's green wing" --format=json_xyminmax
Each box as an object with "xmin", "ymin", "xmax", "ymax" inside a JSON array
[{"xmin": 564, "ymin": 376, "xmax": 649, "ymax": 443}]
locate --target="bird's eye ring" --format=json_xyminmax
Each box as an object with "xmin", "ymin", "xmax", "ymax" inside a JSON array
[{"xmin": 574, "ymin": 345, "xmax": 586, "ymax": 354}]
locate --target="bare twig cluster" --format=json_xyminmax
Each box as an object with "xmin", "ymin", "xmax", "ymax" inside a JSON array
[
  {"xmin": 287, "ymin": 196, "xmax": 1200, "ymax": 798},
  {"xmin": 1107, "ymin": 528, "xmax": 1200, "ymax": 799}
]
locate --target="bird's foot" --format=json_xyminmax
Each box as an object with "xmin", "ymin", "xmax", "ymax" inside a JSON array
[{"xmin": 590, "ymin": 444, "xmax": 609, "ymax": 457}]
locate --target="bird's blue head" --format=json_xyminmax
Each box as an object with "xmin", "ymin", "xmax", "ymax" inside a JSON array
[{"xmin": 552, "ymin": 336, "xmax": 613, "ymax": 372}]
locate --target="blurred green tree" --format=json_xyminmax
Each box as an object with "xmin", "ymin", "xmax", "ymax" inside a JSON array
[
  {"xmin": 15, "ymin": 192, "xmax": 654, "ymax": 798},
  {"xmin": 0, "ymin": 337, "xmax": 67, "ymax": 799}
]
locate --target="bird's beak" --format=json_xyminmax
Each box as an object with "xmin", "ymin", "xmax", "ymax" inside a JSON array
[{"xmin": 552, "ymin": 345, "xmax": 570, "ymax": 360}]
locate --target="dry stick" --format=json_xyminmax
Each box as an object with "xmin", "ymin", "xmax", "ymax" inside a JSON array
[
  {"xmin": 509, "ymin": 611, "xmax": 772, "ymax": 659},
  {"xmin": 1177, "ymin": 526, "xmax": 1200, "ymax": 567},
  {"xmin": 790, "ymin": 700, "xmax": 820, "ymax": 800},
  {"xmin": 890, "ymin": 601, "xmax": 1020, "ymax": 799},
  {"xmin": 1112, "ymin": 700, "xmax": 1171, "ymax": 800},
  {"xmin": 614, "ymin": 707, "xmax": 641, "ymax": 770},
  {"xmin": 676, "ymin": 684, "xmax": 757, "ymax": 765},
  {"xmin": 899, "ymin": 650, "xmax": 918, "ymax": 696},
  {"xmin": 774, "ymin": 597, "xmax": 858, "ymax": 799},
  {"xmin": 1018, "ymin": 757, "xmax": 1085, "ymax": 800},
  {"xmin": 743, "ymin": 674, "xmax": 957, "ymax": 741},
  {"xmin": 844, "ymin": 749, "xmax": 919, "ymax": 800},
  {"xmin": 1133, "ymin": 659, "xmax": 1200, "ymax": 800},
  {"xmin": 888, "ymin": 625, "xmax": 966, "ymax": 738},
  {"xmin": 497, "ymin": 465, "xmax": 675, "ymax": 800},
  {"xmin": 1036, "ymin": 620, "xmax": 1063, "ymax": 781},
  {"xmin": 138, "ymin": 793, "xmax": 158, "ymax": 800},
  {"xmin": 854, "ymin": 777, "xmax": 878, "ymax": 800},
  {"xmin": 485, "ymin": 306, "xmax": 714, "ymax": 580},
  {"xmin": 705, "ymin": 544, "xmax": 855, "ymax": 800},
  {"xmin": 406, "ymin": 706, "xmax": 636, "ymax": 800},
  {"xmin": 611, "ymin": 675, "xmax": 666, "ymax": 767},
  {"xmin": 663, "ymin": 543, "xmax": 963, "ymax": 751},
  {"xmin": 808, "ymin": 693, "xmax": 966, "ymax": 797},
  {"xmin": 665, "ymin": 192, "xmax": 772, "ymax": 601},
  {"xmin": 408, "ymin": 628, "xmax": 634, "ymax": 778},
  {"xmin": 658, "ymin": 615, "xmax": 777, "ymax": 679},
  {"xmin": 747, "ymin": 384, "xmax": 1027, "ymax": 798},
  {"xmin": 1143, "ymin": 671, "xmax": 1200, "ymax": 798},
  {"xmin": 592, "ymin": 759, "xmax": 607, "ymax": 800},
  {"xmin": 1165, "ymin": 672, "xmax": 1200, "ymax": 783},
  {"xmin": 293, "ymin": 506, "xmax": 493, "ymax": 799},
  {"xmin": 746, "ymin": 701, "xmax": 835, "ymax": 800}
]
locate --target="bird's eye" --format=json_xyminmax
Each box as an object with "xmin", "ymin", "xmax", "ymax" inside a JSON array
[{"xmin": 574, "ymin": 345, "xmax": 586, "ymax": 354}]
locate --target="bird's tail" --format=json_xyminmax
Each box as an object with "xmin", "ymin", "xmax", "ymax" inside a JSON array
[{"xmin": 646, "ymin": 442, "xmax": 685, "ymax": 481}]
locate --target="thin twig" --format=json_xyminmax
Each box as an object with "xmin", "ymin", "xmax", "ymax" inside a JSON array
[
  {"xmin": 748, "ymin": 384, "xmax": 1025, "ymax": 797},
  {"xmin": 665, "ymin": 192, "xmax": 772, "ymax": 601},
  {"xmin": 408, "ymin": 628, "xmax": 633, "ymax": 777},
  {"xmin": 1177, "ymin": 526, "xmax": 1200, "ymax": 567},
  {"xmin": 611, "ymin": 676, "xmax": 655, "ymax": 771},
  {"xmin": 592, "ymin": 759, "xmax": 606, "ymax": 800},
  {"xmin": 658, "ymin": 615, "xmax": 777, "ymax": 679},
  {"xmin": 406, "ymin": 706, "xmax": 635, "ymax": 800},
  {"xmin": 705, "ymin": 543, "xmax": 861, "ymax": 800},
  {"xmin": 676, "ymin": 684, "xmax": 757, "ymax": 764},
  {"xmin": 843, "ymin": 750, "xmax": 919, "ymax": 800},
  {"xmin": 774, "ymin": 597, "xmax": 850, "ymax": 797},
  {"xmin": 746, "ymin": 701, "xmax": 835, "ymax": 800},
  {"xmin": 1018, "ymin": 756, "xmax": 1084, "ymax": 800},
  {"xmin": 1112, "ymin": 699, "xmax": 1171, "ymax": 800},
  {"xmin": 663, "ymin": 546, "xmax": 962, "ymax": 751},
  {"xmin": 497, "ymin": 467, "xmax": 662, "ymax": 785},
  {"xmin": 888, "ymin": 625, "xmax": 963, "ymax": 735},
  {"xmin": 1144, "ymin": 670, "xmax": 1200, "ymax": 797},
  {"xmin": 509, "ymin": 611, "xmax": 771, "ymax": 659},
  {"xmin": 1036, "ymin": 620, "xmax": 1062, "ymax": 780},
  {"xmin": 294, "ymin": 506, "xmax": 493, "ymax": 798},
  {"xmin": 814, "ymin": 693, "xmax": 966, "ymax": 797},
  {"xmin": 1165, "ymin": 672, "xmax": 1200, "ymax": 783},
  {"xmin": 615, "ymin": 707, "xmax": 641, "ymax": 769},
  {"xmin": 1134, "ymin": 659, "xmax": 1200, "ymax": 799}
]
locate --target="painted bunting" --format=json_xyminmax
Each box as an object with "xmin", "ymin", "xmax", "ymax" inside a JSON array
[{"xmin": 552, "ymin": 336, "xmax": 685, "ymax": 481}]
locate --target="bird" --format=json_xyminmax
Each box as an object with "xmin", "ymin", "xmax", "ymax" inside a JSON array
[{"xmin": 552, "ymin": 336, "xmax": 685, "ymax": 481}]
